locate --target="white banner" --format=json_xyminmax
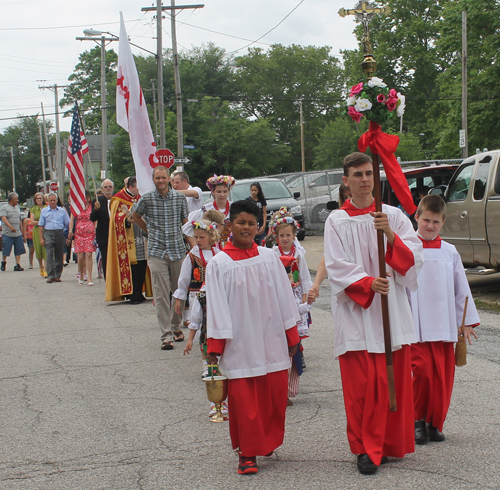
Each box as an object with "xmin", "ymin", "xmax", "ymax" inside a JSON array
[{"xmin": 116, "ymin": 12, "xmax": 159, "ymax": 195}]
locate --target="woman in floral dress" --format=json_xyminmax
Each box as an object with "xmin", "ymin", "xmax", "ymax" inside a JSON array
[{"xmin": 68, "ymin": 190, "xmax": 96, "ymax": 286}]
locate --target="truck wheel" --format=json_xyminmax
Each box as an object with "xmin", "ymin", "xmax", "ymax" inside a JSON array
[
  {"xmin": 297, "ymin": 229, "xmax": 305, "ymax": 241},
  {"xmin": 312, "ymin": 203, "xmax": 329, "ymax": 222}
]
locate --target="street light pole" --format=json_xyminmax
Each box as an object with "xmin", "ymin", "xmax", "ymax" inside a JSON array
[
  {"xmin": 299, "ymin": 100, "xmax": 305, "ymax": 172},
  {"xmin": 10, "ymin": 147, "xmax": 16, "ymax": 192},
  {"xmin": 100, "ymin": 36, "xmax": 108, "ymax": 176},
  {"xmin": 157, "ymin": 0, "xmax": 166, "ymax": 149}
]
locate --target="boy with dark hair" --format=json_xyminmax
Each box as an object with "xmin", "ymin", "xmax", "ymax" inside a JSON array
[
  {"xmin": 206, "ymin": 199, "xmax": 300, "ymax": 475},
  {"xmin": 324, "ymin": 152, "xmax": 423, "ymax": 474},
  {"xmin": 410, "ymin": 194, "xmax": 479, "ymax": 444}
]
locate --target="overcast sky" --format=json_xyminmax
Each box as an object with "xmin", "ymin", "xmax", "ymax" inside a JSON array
[{"xmin": 0, "ymin": 0, "xmax": 360, "ymax": 133}]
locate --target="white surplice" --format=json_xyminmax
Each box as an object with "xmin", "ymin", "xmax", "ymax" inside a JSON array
[
  {"xmin": 324, "ymin": 204, "xmax": 423, "ymax": 359},
  {"xmin": 409, "ymin": 240, "xmax": 480, "ymax": 342},
  {"xmin": 206, "ymin": 247, "xmax": 300, "ymax": 379}
]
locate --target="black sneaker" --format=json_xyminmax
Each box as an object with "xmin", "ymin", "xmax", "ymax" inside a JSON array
[
  {"xmin": 0, "ymin": 261, "xmax": 5, "ymax": 271},
  {"xmin": 13, "ymin": 264, "xmax": 24, "ymax": 271}
]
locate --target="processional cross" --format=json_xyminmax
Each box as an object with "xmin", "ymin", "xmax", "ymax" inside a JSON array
[
  {"xmin": 339, "ymin": 1, "xmax": 399, "ymax": 412},
  {"xmin": 338, "ymin": 2, "xmax": 391, "ymax": 78}
]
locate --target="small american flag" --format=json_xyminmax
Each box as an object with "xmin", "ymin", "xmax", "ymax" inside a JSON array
[{"xmin": 65, "ymin": 101, "xmax": 89, "ymax": 216}]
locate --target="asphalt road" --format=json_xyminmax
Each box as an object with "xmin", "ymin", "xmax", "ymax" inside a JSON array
[{"xmin": 1, "ymin": 255, "xmax": 499, "ymax": 489}]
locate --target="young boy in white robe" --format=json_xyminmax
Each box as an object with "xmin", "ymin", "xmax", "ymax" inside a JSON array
[
  {"xmin": 324, "ymin": 152, "xmax": 423, "ymax": 475},
  {"xmin": 409, "ymin": 195, "xmax": 479, "ymax": 444},
  {"xmin": 205, "ymin": 199, "xmax": 300, "ymax": 475}
]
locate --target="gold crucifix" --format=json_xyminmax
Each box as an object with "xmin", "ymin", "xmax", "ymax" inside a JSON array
[{"xmin": 339, "ymin": 1, "xmax": 391, "ymax": 78}]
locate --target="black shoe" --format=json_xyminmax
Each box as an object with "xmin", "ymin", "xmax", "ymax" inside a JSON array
[
  {"xmin": 357, "ymin": 454, "xmax": 378, "ymax": 475},
  {"xmin": 0, "ymin": 261, "xmax": 5, "ymax": 271},
  {"xmin": 415, "ymin": 420, "xmax": 428, "ymax": 445},
  {"xmin": 428, "ymin": 424, "xmax": 445, "ymax": 442},
  {"xmin": 13, "ymin": 264, "xmax": 24, "ymax": 271}
]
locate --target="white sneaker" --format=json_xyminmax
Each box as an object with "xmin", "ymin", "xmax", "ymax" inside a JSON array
[
  {"xmin": 221, "ymin": 402, "xmax": 228, "ymax": 415},
  {"xmin": 83, "ymin": 275, "xmax": 88, "ymax": 281},
  {"xmin": 202, "ymin": 360, "xmax": 209, "ymax": 378},
  {"xmin": 208, "ymin": 403, "xmax": 217, "ymax": 417},
  {"xmin": 76, "ymin": 272, "xmax": 80, "ymax": 280}
]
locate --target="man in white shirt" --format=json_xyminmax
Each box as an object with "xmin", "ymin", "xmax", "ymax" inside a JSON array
[{"xmin": 171, "ymin": 171, "xmax": 202, "ymax": 213}]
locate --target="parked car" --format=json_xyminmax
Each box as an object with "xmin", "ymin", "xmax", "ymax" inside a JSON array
[
  {"xmin": 380, "ymin": 163, "xmax": 459, "ymax": 208},
  {"xmin": 201, "ymin": 190, "xmax": 213, "ymax": 205},
  {"xmin": 230, "ymin": 178, "xmax": 305, "ymax": 240},
  {"xmin": 431, "ymin": 150, "xmax": 500, "ymax": 271},
  {"xmin": 299, "ymin": 184, "xmax": 341, "ymax": 223},
  {"xmin": 286, "ymin": 171, "xmax": 343, "ymax": 199}
]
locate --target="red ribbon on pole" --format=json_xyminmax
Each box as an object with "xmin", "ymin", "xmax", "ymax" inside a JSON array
[{"xmin": 358, "ymin": 121, "xmax": 417, "ymax": 215}]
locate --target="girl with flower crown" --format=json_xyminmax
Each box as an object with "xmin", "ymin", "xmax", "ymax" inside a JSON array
[
  {"xmin": 182, "ymin": 174, "xmax": 235, "ymax": 249},
  {"xmin": 174, "ymin": 218, "xmax": 221, "ymax": 362},
  {"xmin": 270, "ymin": 207, "xmax": 313, "ymax": 405},
  {"xmin": 174, "ymin": 219, "xmax": 227, "ymax": 417}
]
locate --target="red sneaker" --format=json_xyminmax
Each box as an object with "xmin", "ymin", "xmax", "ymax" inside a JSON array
[{"xmin": 238, "ymin": 456, "xmax": 258, "ymax": 475}]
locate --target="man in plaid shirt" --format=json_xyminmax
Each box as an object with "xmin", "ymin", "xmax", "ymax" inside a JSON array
[{"xmin": 133, "ymin": 166, "xmax": 189, "ymax": 350}]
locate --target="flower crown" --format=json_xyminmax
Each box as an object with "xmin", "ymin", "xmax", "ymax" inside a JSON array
[
  {"xmin": 191, "ymin": 221, "xmax": 218, "ymax": 232},
  {"xmin": 346, "ymin": 77, "xmax": 405, "ymax": 125},
  {"xmin": 206, "ymin": 174, "xmax": 235, "ymax": 191},
  {"xmin": 268, "ymin": 207, "xmax": 300, "ymax": 236}
]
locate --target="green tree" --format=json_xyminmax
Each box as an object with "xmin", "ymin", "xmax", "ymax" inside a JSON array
[
  {"xmin": 60, "ymin": 46, "xmax": 118, "ymax": 133},
  {"xmin": 186, "ymin": 97, "xmax": 290, "ymax": 184},
  {"xmin": 434, "ymin": 0, "xmax": 500, "ymax": 157},
  {"xmin": 313, "ymin": 117, "xmax": 366, "ymax": 169},
  {"xmin": 234, "ymin": 44, "xmax": 344, "ymax": 171},
  {"xmin": 0, "ymin": 116, "xmax": 47, "ymax": 201}
]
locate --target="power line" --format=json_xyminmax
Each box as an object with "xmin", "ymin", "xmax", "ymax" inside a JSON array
[
  {"xmin": 227, "ymin": 0, "xmax": 306, "ymax": 54},
  {"xmin": 0, "ymin": 18, "xmax": 142, "ymax": 31}
]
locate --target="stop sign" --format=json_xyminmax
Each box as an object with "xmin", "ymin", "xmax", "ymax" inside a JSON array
[
  {"xmin": 157, "ymin": 148, "xmax": 175, "ymax": 169},
  {"xmin": 49, "ymin": 182, "xmax": 58, "ymax": 191}
]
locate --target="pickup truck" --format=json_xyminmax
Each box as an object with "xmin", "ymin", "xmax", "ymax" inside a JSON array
[{"xmin": 434, "ymin": 150, "xmax": 500, "ymax": 271}]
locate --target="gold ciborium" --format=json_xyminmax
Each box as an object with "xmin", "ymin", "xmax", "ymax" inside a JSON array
[{"xmin": 205, "ymin": 368, "xmax": 229, "ymax": 423}]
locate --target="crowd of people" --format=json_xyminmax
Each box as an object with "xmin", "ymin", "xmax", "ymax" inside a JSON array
[{"xmin": 0, "ymin": 155, "xmax": 480, "ymax": 477}]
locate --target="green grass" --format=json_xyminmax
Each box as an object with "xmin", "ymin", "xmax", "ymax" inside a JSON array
[{"xmin": 474, "ymin": 299, "xmax": 500, "ymax": 314}]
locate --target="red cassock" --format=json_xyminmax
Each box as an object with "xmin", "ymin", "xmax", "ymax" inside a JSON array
[{"xmin": 411, "ymin": 341, "xmax": 455, "ymax": 432}]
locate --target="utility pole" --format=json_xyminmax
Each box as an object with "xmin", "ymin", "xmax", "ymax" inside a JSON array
[
  {"xmin": 151, "ymin": 79, "xmax": 159, "ymax": 148},
  {"xmin": 40, "ymin": 102, "xmax": 54, "ymax": 182},
  {"xmin": 76, "ymin": 34, "xmax": 118, "ymax": 177},
  {"xmin": 10, "ymin": 147, "xmax": 15, "ymax": 192},
  {"xmin": 39, "ymin": 84, "xmax": 67, "ymax": 201},
  {"xmin": 299, "ymin": 100, "xmax": 305, "ymax": 172},
  {"xmin": 461, "ymin": 11, "xmax": 468, "ymax": 159},
  {"xmin": 38, "ymin": 123, "xmax": 47, "ymax": 193},
  {"xmin": 141, "ymin": 2, "xmax": 204, "ymax": 160},
  {"xmin": 170, "ymin": 0, "xmax": 184, "ymax": 161}
]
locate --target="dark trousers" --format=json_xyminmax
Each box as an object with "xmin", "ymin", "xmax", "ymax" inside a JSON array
[
  {"xmin": 44, "ymin": 229, "xmax": 65, "ymax": 279},
  {"xmin": 129, "ymin": 260, "xmax": 148, "ymax": 301},
  {"xmin": 98, "ymin": 241, "xmax": 108, "ymax": 279}
]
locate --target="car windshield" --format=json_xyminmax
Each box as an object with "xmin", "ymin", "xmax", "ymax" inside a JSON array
[{"xmin": 231, "ymin": 181, "xmax": 293, "ymax": 201}]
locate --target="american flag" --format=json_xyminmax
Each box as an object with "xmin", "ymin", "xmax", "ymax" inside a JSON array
[{"xmin": 65, "ymin": 101, "xmax": 89, "ymax": 216}]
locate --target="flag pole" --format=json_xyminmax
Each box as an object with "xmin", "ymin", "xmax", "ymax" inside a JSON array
[{"xmin": 77, "ymin": 104, "xmax": 98, "ymax": 199}]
